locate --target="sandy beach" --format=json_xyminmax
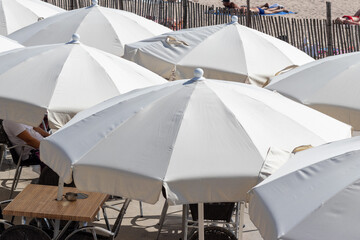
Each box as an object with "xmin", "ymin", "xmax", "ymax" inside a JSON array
[{"xmin": 193, "ymin": 0, "xmax": 357, "ymax": 20}]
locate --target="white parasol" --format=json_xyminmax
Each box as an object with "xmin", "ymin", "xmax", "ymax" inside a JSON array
[
  {"xmin": 0, "ymin": 34, "xmax": 166, "ymax": 129},
  {"xmin": 8, "ymin": 0, "xmax": 172, "ymax": 56},
  {"xmin": 124, "ymin": 16, "xmax": 313, "ymax": 86}
]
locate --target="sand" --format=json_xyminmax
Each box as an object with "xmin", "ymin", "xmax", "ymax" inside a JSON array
[{"xmin": 192, "ymin": 0, "xmax": 357, "ymax": 20}]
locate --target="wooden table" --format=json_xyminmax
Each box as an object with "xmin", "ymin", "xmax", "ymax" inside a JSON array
[
  {"xmin": 4, "ymin": 184, "xmax": 108, "ymax": 222},
  {"xmin": 3, "ymin": 184, "xmax": 109, "ymax": 239}
]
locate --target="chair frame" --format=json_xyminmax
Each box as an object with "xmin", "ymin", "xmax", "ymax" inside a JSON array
[
  {"xmin": 188, "ymin": 225, "xmax": 238, "ymax": 240},
  {"xmin": 64, "ymin": 198, "xmax": 131, "ymax": 240},
  {"xmin": 0, "ymin": 220, "xmax": 13, "ymax": 229},
  {"xmin": 184, "ymin": 202, "xmax": 243, "ymax": 239},
  {"xmin": 157, "ymin": 201, "xmax": 245, "ymax": 240},
  {"xmin": 0, "ymin": 199, "xmax": 15, "ymax": 235},
  {"xmin": 0, "ymin": 224, "xmax": 51, "ymax": 240}
]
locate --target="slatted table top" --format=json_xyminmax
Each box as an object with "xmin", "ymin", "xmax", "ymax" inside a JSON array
[{"xmin": 3, "ymin": 184, "xmax": 109, "ymax": 222}]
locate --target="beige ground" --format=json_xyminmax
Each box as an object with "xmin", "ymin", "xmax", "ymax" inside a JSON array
[
  {"xmin": 0, "ymin": 154, "xmax": 263, "ymax": 240},
  {"xmin": 192, "ymin": 0, "xmax": 357, "ymax": 20}
]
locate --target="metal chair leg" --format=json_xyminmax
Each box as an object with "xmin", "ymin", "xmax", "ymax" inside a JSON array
[
  {"xmin": 237, "ymin": 201, "xmax": 245, "ymax": 240},
  {"xmin": 9, "ymin": 147, "xmax": 25, "ymax": 199},
  {"xmin": 9, "ymin": 160, "xmax": 22, "ymax": 199},
  {"xmin": 234, "ymin": 202, "xmax": 240, "ymax": 237},
  {"xmin": 0, "ymin": 144, "xmax": 5, "ymax": 169},
  {"xmin": 102, "ymin": 207, "xmax": 111, "ymax": 231},
  {"xmin": 139, "ymin": 201, "xmax": 143, "ymax": 217},
  {"xmin": 182, "ymin": 204, "xmax": 189, "ymax": 240},
  {"xmin": 14, "ymin": 166, "xmax": 23, "ymax": 189},
  {"xmin": 156, "ymin": 201, "xmax": 169, "ymax": 240}
]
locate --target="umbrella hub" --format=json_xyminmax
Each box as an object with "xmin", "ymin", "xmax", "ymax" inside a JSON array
[
  {"xmin": 231, "ymin": 16, "xmax": 238, "ymax": 24},
  {"xmin": 67, "ymin": 34, "xmax": 80, "ymax": 44},
  {"xmin": 184, "ymin": 68, "xmax": 205, "ymax": 85},
  {"xmin": 194, "ymin": 68, "xmax": 204, "ymax": 79}
]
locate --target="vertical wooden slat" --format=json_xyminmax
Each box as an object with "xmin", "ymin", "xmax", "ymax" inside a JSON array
[
  {"xmin": 317, "ymin": 19, "xmax": 323, "ymax": 59},
  {"xmin": 206, "ymin": 5, "xmax": 210, "ymax": 27},
  {"xmin": 119, "ymin": 0, "xmax": 123, "ymax": 10},
  {"xmin": 343, "ymin": 24, "xmax": 349, "ymax": 53},
  {"xmin": 342, "ymin": 24, "xmax": 348, "ymax": 54},
  {"xmin": 318, "ymin": 19, "xmax": 325, "ymax": 58},
  {"xmin": 201, "ymin": 4, "xmax": 204, "ymax": 27},
  {"xmin": 172, "ymin": 1, "xmax": 176, "ymax": 29},
  {"xmin": 221, "ymin": 4, "xmax": 225, "ymax": 24},
  {"xmin": 317, "ymin": 19, "xmax": 325, "ymax": 59},
  {"xmin": 340, "ymin": 24, "xmax": 346, "ymax": 53},
  {"xmin": 175, "ymin": 1, "xmax": 179, "ymax": 30},
  {"xmin": 278, "ymin": 16, "xmax": 283, "ymax": 40},
  {"xmin": 253, "ymin": 15, "xmax": 258, "ymax": 31},
  {"xmin": 334, "ymin": 20, "xmax": 340, "ymax": 55},
  {"xmin": 263, "ymin": 16, "xmax": 269, "ymax": 35},
  {"xmin": 158, "ymin": 0, "xmax": 162, "ymax": 26},
  {"xmin": 355, "ymin": 26, "xmax": 360, "ymax": 51},
  {"xmin": 255, "ymin": 15, "xmax": 261, "ymax": 32},
  {"xmin": 179, "ymin": 0, "xmax": 183, "ymax": 29},
  {"xmin": 165, "ymin": 1, "xmax": 168, "ymax": 28},
  {"xmin": 257, "ymin": 15, "xmax": 263, "ymax": 32},
  {"xmin": 299, "ymin": 19, "xmax": 305, "ymax": 53},
  {"xmin": 295, "ymin": 19, "xmax": 302, "ymax": 51},
  {"xmin": 326, "ymin": 2, "xmax": 333, "ymax": 56},
  {"xmin": 308, "ymin": 19, "xmax": 314, "ymax": 57},
  {"xmin": 349, "ymin": 25, "xmax": 354, "ymax": 53},
  {"xmin": 182, "ymin": 0, "xmax": 187, "ymax": 29},
  {"xmin": 324, "ymin": 19, "xmax": 330, "ymax": 56},
  {"xmin": 310, "ymin": 19, "xmax": 318, "ymax": 59},
  {"xmin": 196, "ymin": 2, "xmax": 200, "ymax": 27},
  {"xmin": 194, "ymin": 1, "xmax": 197, "ymax": 27},
  {"xmin": 200, "ymin": 4, "xmax": 203, "ymax": 27},
  {"xmin": 215, "ymin": 7, "xmax": 219, "ymax": 25},
  {"xmin": 279, "ymin": 16, "xmax": 285, "ymax": 38},
  {"xmin": 346, "ymin": 25, "xmax": 351, "ymax": 53},
  {"xmin": 339, "ymin": 24, "xmax": 346, "ymax": 54},
  {"xmin": 288, "ymin": 18, "xmax": 294, "ymax": 46},
  {"xmin": 188, "ymin": 1, "xmax": 192, "ymax": 28},
  {"xmin": 337, "ymin": 22, "xmax": 342, "ymax": 55},
  {"xmin": 269, "ymin": 16, "xmax": 276, "ymax": 38},
  {"xmin": 348, "ymin": 25, "xmax": 354, "ymax": 53}
]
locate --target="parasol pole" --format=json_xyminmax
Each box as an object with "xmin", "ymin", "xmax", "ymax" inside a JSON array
[
  {"xmin": 198, "ymin": 203, "xmax": 204, "ymax": 240},
  {"xmin": 57, "ymin": 178, "xmax": 64, "ymax": 201}
]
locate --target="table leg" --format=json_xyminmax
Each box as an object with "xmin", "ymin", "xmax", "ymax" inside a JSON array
[
  {"xmin": 53, "ymin": 220, "xmax": 73, "ymax": 240},
  {"xmin": 54, "ymin": 219, "xmax": 60, "ymax": 238},
  {"xmin": 21, "ymin": 216, "xmax": 26, "ymax": 224},
  {"xmin": 81, "ymin": 221, "xmax": 88, "ymax": 227}
]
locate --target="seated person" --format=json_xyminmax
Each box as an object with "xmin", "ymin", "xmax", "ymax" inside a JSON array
[
  {"xmin": 3, "ymin": 119, "xmax": 50, "ymax": 166},
  {"xmin": 335, "ymin": 10, "xmax": 360, "ymax": 25},
  {"xmin": 3, "ymin": 119, "xmax": 74, "ymax": 187}
]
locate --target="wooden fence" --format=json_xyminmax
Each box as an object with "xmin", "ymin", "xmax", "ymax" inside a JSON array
[{"xmin": 43, "ymin": 0, "xmax": 360, "ymax": 59}]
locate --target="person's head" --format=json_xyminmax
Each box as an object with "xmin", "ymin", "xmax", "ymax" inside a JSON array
[{"xmin": 222, "ymin": 0, "xmax": 230, "ymax": 7}]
